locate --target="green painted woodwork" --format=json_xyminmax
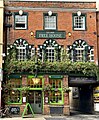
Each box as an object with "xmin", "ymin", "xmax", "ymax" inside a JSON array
[
  {"xmin": 49, "ymin": 75, "xmax": 63, "ymax": 79},
  {"xmin": 22, "ymin": 103, "xmax": 34, "ymax": 118},
  {"xmin": 36, "ymin": 30, "xmax": 66, "ymax": 39},
  {"xmin": 8, "ymin": 74, "xmax": 22, "ymax": 79},
  {"xmin": 48, "ymin": 78, "xmax": 63, "ymax": 104}
]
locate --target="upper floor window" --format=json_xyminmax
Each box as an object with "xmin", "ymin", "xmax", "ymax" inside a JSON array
[
  {"xmin": 46, "ymin": 46, "xmax": 55, "ymax": 62},
  {"xmin": 13, "ymin": 38, "xmax": 29, "ymax": 61},
  {"xmin": 28, "ymin": 46, "xmax": 35, "ymax": 59},
  {"xmin": 67, "ymin": 39, "xmax": 94, "ymax": 62},
  {"xmin": 39, "ymin": 39, "xmax": 61, "ymax": 62},
  {"xmin": 44, "ymin": 13, "xmax": 57, "ymax": 30},
  {"xmin": 73, "ymin": 14, "xmax": 86, "ymax": 30},
  {"xmin": 14, "ymin": 12, "xmax": 28, "ymax": 30},
  {"xmin": 8, "ymin": 39, "xmax": 36, "ymax": 61}
]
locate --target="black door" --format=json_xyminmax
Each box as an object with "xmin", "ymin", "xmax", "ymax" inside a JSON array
[{"xmin": 79, "ymin": 86, "xmax": 94, "ymax": 113}]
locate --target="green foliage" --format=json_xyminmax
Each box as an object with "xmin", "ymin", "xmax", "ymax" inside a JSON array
[
  {"xmin": 4, "ymin": 48, "xmax": 99, "ymax": 78},
  {"xmin": 4, "ymin": 59, "xmax": 98, "ymax": 77},
  {"xmin": 63, "ymin": 86, "xmax": 71, "ymax": 93},
  {"xmin": 43, "ymin": 84, "xmax": 52, "ymax": 91},
  {"xmin": 61, "ymin": 48, "xmax": 70, "ymax": 62}
]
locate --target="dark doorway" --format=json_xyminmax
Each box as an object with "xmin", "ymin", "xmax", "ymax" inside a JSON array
[{"xmin": 79, "ymin": 86, "xmax": 94, "ymax": 113}]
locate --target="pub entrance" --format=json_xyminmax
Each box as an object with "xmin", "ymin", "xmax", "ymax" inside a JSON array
[{"xmin": 28, "ymin": 90, "xmax": 42, "ymax": 114}]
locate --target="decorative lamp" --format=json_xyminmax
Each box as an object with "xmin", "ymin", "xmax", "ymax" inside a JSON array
[
  {"xmin": 77, "ymin": 11, "xmax": 81, "ymax": 16},
  {"xmin": 68, "ymin": 32, "xmax": 72, "ymax": 37},
  {"xmin": 19, "ymin": 10, "xmax": 23, "ymax": 16},
  {"xmin": 48, "ymin": 11, "xmax": 52, "ymax": 16},
  {"xmin": 30, "ymin": 31, "xmax": 34, "ymax": 36}
]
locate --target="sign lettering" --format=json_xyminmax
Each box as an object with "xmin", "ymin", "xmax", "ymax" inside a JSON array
[{"xmin": 36, "ymin": 31, "xmax": 66, "ymax": 39}]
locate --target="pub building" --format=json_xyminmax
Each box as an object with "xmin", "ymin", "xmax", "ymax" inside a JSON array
[{"xmin": 3, "ymin": 0, "xmax": 99, "ymax": 116}]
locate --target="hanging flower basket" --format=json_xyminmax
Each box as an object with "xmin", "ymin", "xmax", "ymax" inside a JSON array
[
  {"xmin": 63, "ymin": 86, "xmax": 71, "ymax": 93},
  {"xmin": 43, "ymin": 84, "xmax": 52, "ymax": 91}
]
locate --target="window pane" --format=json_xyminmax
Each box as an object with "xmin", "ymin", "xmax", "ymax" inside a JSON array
[
  {"xmin": 49, "ymin": 91, "xmax": 62, "ymax": 103},
  {"xmin": 67, "ymin": 40, "xmax": 94, "ymax": 62},
  {"xmin": 44, "ymin": 15, "xmax": 56, "ymax": 30},
  {"xmin": 28, "ymin": 78, "xmax": 42, "ymax": 88},
  {"xmin": 6, "ymin": 79, "xmax": 22, "ymax": 103},
  {"xmin": 46, "ymin": 46, "xmax": 55, "ymax": 62},
  {"xmin": 8, "ymin": 90, "xmax": 21, "ymax": 103},
  {"xmin": 15, "ymin": 15, "xmax": 27, "ymax": 29},
  {"xmin": 49, "ymin": 79, "xmax": 62, "ymax": 104},
  {"xmin": 74, "ymin": 16, "xmax": 85, "ymax": 30}
]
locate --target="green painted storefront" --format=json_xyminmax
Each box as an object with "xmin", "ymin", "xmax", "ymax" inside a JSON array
[{"xmin": 4, "ymin": 74, "xmax": 69, "ymax": 116}]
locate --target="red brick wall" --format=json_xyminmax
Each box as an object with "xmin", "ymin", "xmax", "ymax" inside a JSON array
[
  {"xmin": 5, "ymin": 1, "xmax": 98, "ymax": 63},
  {"xmin": 7, "ymin": 1, "xmax": 96, "ymax": 9}
]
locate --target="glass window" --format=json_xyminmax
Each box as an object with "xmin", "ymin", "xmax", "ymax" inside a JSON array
[
  {"xmin": 8, "ymin": 90, "xmax": 21, "ymax": 103},
  {"xmin": 17, "ymin": 46, "xmax": 27, "ymax": 61},
  {"xmin": 6, "ymin": 78, "xmax": 22, "ymax": 104},
  {"xmin": 28, "ymin": 47, "xmax": 35, "ymax": 59},
  {"xmin": 28, "ymin": 78, "xmax": 42, "ymax": 88},
  {"xmin": 14, "ymin": 39, "xmax": 29, "ymax": 61},
  {"xmin": 75, "ymin": 48, "xmax": 84, "ymax": 62},
  {"xmin": 49, "ymin": 79, "xmax": 63, "ymax": 104},
  {"xmin": 49, "ymin": 79, "xmax": 62, "ymax": 88},
  {"xmin": 8, "ymin": 79, "xmax": 21, "ymax": 88},
  {"xmin": 49, "ymin": 91, "xmax": 62, "ymax": 104},
  {"xmin": 39, "ymin": 40, "xmax": 61, "ymax": 62},
  {"xmin": 89, "ymin": 48, "xmax": 94, "ymax": 62},
  {"xmin": 38, "ymin": 48, "xmax": 44, "ymax": 62},
  {"xmin": 67, "ymin": 40, "xmax": 94, "ymax": 62},
  {"xmin": 44, "ymin": 14, "xmax": 57, "ymax": 30},
  {"xmin": 73, "ymin": 15, "xmax": 86, "ymax": 30},
  {"xmin": 46, "ymin": 46, "xmax": 55, "ymax": 62},
  {"xmin": 15, "ymin": 15, "xmax": 27, "ymax": 29}
]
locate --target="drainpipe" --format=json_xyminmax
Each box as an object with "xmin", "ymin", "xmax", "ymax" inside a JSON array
[
  {"xmin": 96, "ymin": 1, "xmax": 99, "ymax": 65},
  {"xmin": 0, "ymin": 0, "xmax": 4, "ymax": 108}
]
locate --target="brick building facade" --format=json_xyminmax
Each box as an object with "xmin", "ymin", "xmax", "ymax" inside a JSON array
[{"xmin": 3, "ymin": 0, "xmax": 99, "ymax": 116}]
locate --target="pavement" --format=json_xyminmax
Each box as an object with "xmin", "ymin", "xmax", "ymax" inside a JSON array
[{"xmin": 1, "ymin": 113, "xmax": 99, "ymax": 120}]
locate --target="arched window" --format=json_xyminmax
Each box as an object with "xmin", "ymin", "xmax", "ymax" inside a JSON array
[
  {"xmin": 13, "ymin": 38, "xmax": 29, "ymax": 61},
  {"xmin": 38, "ymin": 39, "xmax": 61, "ymax": 62},
  {"xmin": 67, "ymin": 39, "xmax": 94, "ymax": 62}
]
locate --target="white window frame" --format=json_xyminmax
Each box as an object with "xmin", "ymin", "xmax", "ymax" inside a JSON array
[
  {"xmin": 17, "ymin": 46, "xmax": 27, "ymax": 61},
  {"xmin": 73, "ymin": 16, "xmax": 86, "ymax": 30},
  {"xmin": 75, "ymin": 48, "xmax": 84, "ymax": 61},
  {"xmin": 28, "ymin": 47, "xmax": 35, "ymax": 59},
  {"xmin": 15, "ymin": 15, "xmax": 27, "ymax": 29},
  {"xmin": 44, "ymin": 15, "xmax": 56, "ymax": 30},
  {"xmin": 89, "ymin": 49, "xmax": 94, "ymax": 62},
  {"xmin": 46, "ymin": 46, "xmax": 55, "ymax": 62}
]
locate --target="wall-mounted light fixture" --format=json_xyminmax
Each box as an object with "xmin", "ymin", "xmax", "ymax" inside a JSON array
[
  {"xmin": 48, "ymin": 11, "xmax": 52, "ymax": 16},
  {"xmin": 77, "ymin": 11, "xmax": 81, "ymax": 16},
  {"xmin": 19, "ymin": 10, "xmax": 23, "ymax": 16},
  {"xmin": 68, "ymin": 32, "xmax": 72, "ymax": 37},
  {"xmin": 30, "ymin": 31, "xmax": 36, "ymax": 38},
  {"xmin": 30, "ymin": 31, "xmax": 34, "ymax": 36}
]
